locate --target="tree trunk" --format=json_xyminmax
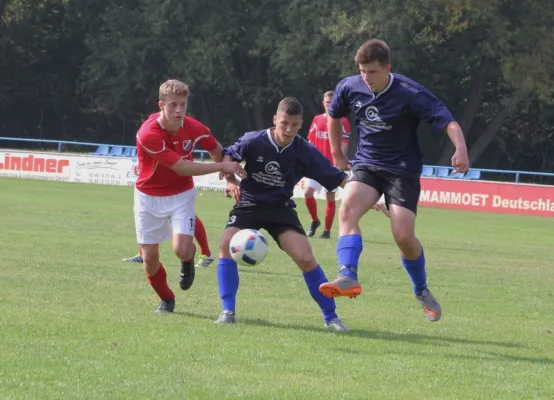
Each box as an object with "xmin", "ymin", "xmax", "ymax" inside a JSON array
[
  {"xmin": 437, "ymin": 56, "xmax": 491, "ymax": 165},
  {"xmin": 468, "ymin": 107, "xmax": 510, "ymax": 165}
]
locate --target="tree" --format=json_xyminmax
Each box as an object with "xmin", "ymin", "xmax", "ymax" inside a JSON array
[{"xmin": 322, "ymin": 0, "xmax": 554, "ymax": 166}]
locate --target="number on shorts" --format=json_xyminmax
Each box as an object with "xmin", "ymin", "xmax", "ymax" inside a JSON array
[{"xmin": 227, "ymin": 215, "xmax": 237, "ymax": 225}]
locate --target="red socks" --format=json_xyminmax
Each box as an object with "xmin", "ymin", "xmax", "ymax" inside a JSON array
[
  {"xmin": 304, "ymin": 196, "xmax": 318, "ymax": 221},
  {"xmin": 194, "ymin": 216, "xmax": 211, "ymax": 256},
  {"xmin": 325, "ymin": 201, "xmax": 336, "ymax": 231},
  {"xmin": 306, "ymin": 197, "xmax": 336, "ymax": 231},
  {"xmin": 146, "ymin": 265, "xmax": 175, "ymax": 300}
]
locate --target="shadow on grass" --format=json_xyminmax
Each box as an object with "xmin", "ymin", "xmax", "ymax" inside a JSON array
[
  {"xmin": 238, "ymin": 268, "xmax": 300, "ymax": 279},
  {"xmin": 448, "ymin": 351, "xmax": 554, "ymax": 365},
  {"xmin": 175, "ymin": 311, "xmax": 524, "ymax": 350},
  {"xmin": 332, "ymin": 347, "xmax": 554, "ymax": 366}
]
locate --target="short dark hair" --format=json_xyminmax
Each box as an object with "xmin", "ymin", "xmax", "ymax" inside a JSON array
[
  {"xmin": 354, "ymin": 39, "xmax": 391, "ymax": 65},
  {"xmin": 277, "ymin": 97, "xmax": 303, "ymax": 116},
  {"xmin": 323, "ymin": 91, "xmax": 334, "ymax": 98}
]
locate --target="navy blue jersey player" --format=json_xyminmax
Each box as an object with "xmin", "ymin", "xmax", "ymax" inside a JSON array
[
  {"xmin": 319, "ymin": 39, "xmax": 470, "ymax": 322},
  {"xmin": 215, "ymin": 97, "xmax": 350, "ymax": 331}
]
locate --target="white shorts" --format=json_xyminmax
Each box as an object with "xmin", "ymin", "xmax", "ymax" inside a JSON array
[
  {"xmin": 134, "ymin": 188, "xmax": 196, "ymax": 244},
  {"xmin": 304, "ymin": 178, "xmax": 338, "ymax": 194}
]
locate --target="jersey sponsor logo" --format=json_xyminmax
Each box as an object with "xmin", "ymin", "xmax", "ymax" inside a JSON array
[
  {"xmin": 361, "ymin": 106, "xmax": 392, "ymax": 132},
  {"xmin": 264, "ymin": 161, "xmax": 281, "ymax": 175},
  {"xmin": 365, "ymin": 106, "xmax": 380, "ymax": 122},
  {"xmin": 252, "ymin": 161, "xmax": 285, "ymax": 187},
  {"xmin": 316, "ymin": 130, "xmax": 329, "ymax": 140}
]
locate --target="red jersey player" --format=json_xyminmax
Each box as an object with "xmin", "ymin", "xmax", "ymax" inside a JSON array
[
  {"xmin": 123, "ymin": 162, "xmax": 215, "ymax": 267},
  {"xmin": 135, "ymin": 79, "xmax": 245, "ymax": 313},
  {"xmin": 304, "ymin": 91, "xmax": 351, "ymax": 239}
]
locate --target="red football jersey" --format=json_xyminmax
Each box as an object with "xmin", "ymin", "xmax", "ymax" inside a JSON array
[
  {"xmin": 306, "ymin": 114, "xmax": 351, "ymax": 162},
  {"xmin": 136, "ymin": 113, "xmax": 218, "ymax": 196}
]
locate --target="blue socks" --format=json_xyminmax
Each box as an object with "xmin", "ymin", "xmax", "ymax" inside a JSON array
[
  {"xmin": 218, "ymin": 258, "xmax": 337, "ymax": 323},
  {"xmin": 402, "ymin": 249, "xmax": 427, "ymax": 295},
  {"xmin": 217, "ymin": 258, "xmax": 339, "ymax": 324},
  {"xmin": 336, "ymin": 234, "xmax": 363, "ymax": 279},
  {"xmin": 217, "ymin": 257, "xmax": 239, "ymax": 313},
  {"xmin": 303, "ymin": 265, "xmax": 337, "ymax": 323},
  {"xmin": 336, "ymin": 234, "xmax": 427, "ymax": 295}
]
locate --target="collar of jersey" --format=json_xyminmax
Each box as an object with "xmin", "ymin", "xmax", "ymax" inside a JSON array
[
  {"xmin": 374, "ymin": 73, "xmax": 395, "ymax": 98},
  {"xmin": 266, "ymin": 129, "xmax": 295, "ymax": 153}
]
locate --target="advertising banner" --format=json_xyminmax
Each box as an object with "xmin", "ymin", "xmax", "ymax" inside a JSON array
[
  {"xmin": 0, "ymin": 150, "xmax": 136, "ymax": 186},
  {"xmin": 2, "ymin": 150, "xmax": 552, "ymax": 216},
  {"xmin": 419, "ymin": 178, "xmax": 554, "ymax": 217}
]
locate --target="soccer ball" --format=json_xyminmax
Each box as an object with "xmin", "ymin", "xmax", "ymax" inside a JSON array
[{"xmin": 229, "ymin": 229, "xmax": 268, "ymax": 266}]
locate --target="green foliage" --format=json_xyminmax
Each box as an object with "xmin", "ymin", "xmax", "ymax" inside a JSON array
[{"xmin": 0, "ymin": 0, "xmax": 553, "ymax": 170}]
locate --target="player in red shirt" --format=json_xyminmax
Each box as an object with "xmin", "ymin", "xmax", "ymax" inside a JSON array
[
  {"xmin": 123, "ymin": 163, "xmax": 215, "ymax": 267},
  {"xmin": 135, "ymin": 79, "xmax": 246, "ymax": 313},
  {"xmin": 304, "ymin": 91, "xmax": 351, "ymax": 239}
]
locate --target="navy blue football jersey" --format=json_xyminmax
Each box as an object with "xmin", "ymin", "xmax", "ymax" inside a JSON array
[
  {"xmin": 329, "ymin": 73, "xmax": 455, "ymax": 176},
  {"xmin": 224, "ymin": 130, "xmax": 347, "ymax": 206}
]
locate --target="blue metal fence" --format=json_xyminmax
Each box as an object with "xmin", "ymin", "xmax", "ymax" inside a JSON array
[
  {"xmin": 422, "ymin": 165, "xmax": 554, "ymax": 184},
  {"xmin": 0, "ymin": 136, "xmax": 208, "ymax": 161},
  {"xmin": 1, "ymin": 136, "xmax": 553, "ymax": 183}
]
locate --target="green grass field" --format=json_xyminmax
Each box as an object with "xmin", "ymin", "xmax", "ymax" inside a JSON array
[{"xmin": 0, "ymin": 177, "xmax": 552, "ymax": 399}]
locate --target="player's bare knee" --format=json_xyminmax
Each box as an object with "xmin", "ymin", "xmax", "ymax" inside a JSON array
[
  {"xmin": 174, "ymin": 242, "xmax": 193, "ymax": 261},
  {"xmin": 339, "ymin": 202, "xmax": 357, "ymax": 224},
  {"xmin": 392, "ymin": 228, "xmax": 416, "ymax": 251},
  {"xmin": 304, "ymin": 188, "xmax": 315, "ymax": 198},
  {"xmin": 293, "ymin": 253, "xmax": 318, "ymax": 272},
  {"xmin": 219, "ymin": 239, "xmax": 232, "ymax": 258},
  {"xmin": 142, "ymin": 252, "xmax": 160, "ymax": 276},
  {"xmin": 218, "ymin": 229, "xmax": 235, "ymax": 258}
]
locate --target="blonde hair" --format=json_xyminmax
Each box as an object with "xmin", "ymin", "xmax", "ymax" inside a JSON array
[{"xmin": 159, "ymin": 79, "xmax": 190, "ymax": 101}]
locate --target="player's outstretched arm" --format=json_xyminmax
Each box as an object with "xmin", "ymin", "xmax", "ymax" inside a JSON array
[
  {"xmin": 340, "ymin": 117, "xmax": 352, "ymax": 157},
  {"xmin": 221, "ymin": 154, "xmax": 242, "ymax": 184},
  {"xmin": 171, "ymin": 159, "xmax": 246, "ymax": 178},
  {"xmin": 341, "ymin": 140, "xmax": 349, "ymax": 159},
  {"xmin": 220, "ymin": 154, "xmax": 241, "ymax": 202},
  {"xmin": 327, "ymin": 116, "xmax": 349, "ymax": 170},
  {"xmin": 446, "ymin": 121, "xmax": 469, "ymax": 173},
  {"xmin": 304, "ymin": 145, "xmax": 348, "ymax": 192},
  {"xmin": 207, "ymin": 142, "xmax": 225, "ymax": 162}
]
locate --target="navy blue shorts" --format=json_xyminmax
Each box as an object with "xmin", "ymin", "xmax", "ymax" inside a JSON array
[
  {"xmin": 225, "ymin": 204, "xmax": 305, "ymax": 247},
  {"xmin": 349, "ymin": 165, "xmax": 420, "ymax": 214}
]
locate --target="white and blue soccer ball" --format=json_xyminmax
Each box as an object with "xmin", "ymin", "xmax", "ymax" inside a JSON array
[{"xmin": 229, "ymin": 229, "xmax": 268, "ymax": 266}]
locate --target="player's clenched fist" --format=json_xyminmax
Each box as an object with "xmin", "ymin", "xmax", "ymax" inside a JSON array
[{"xmin": 451, "ymin": 148, "xmax": 469, "ymax": 173}]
